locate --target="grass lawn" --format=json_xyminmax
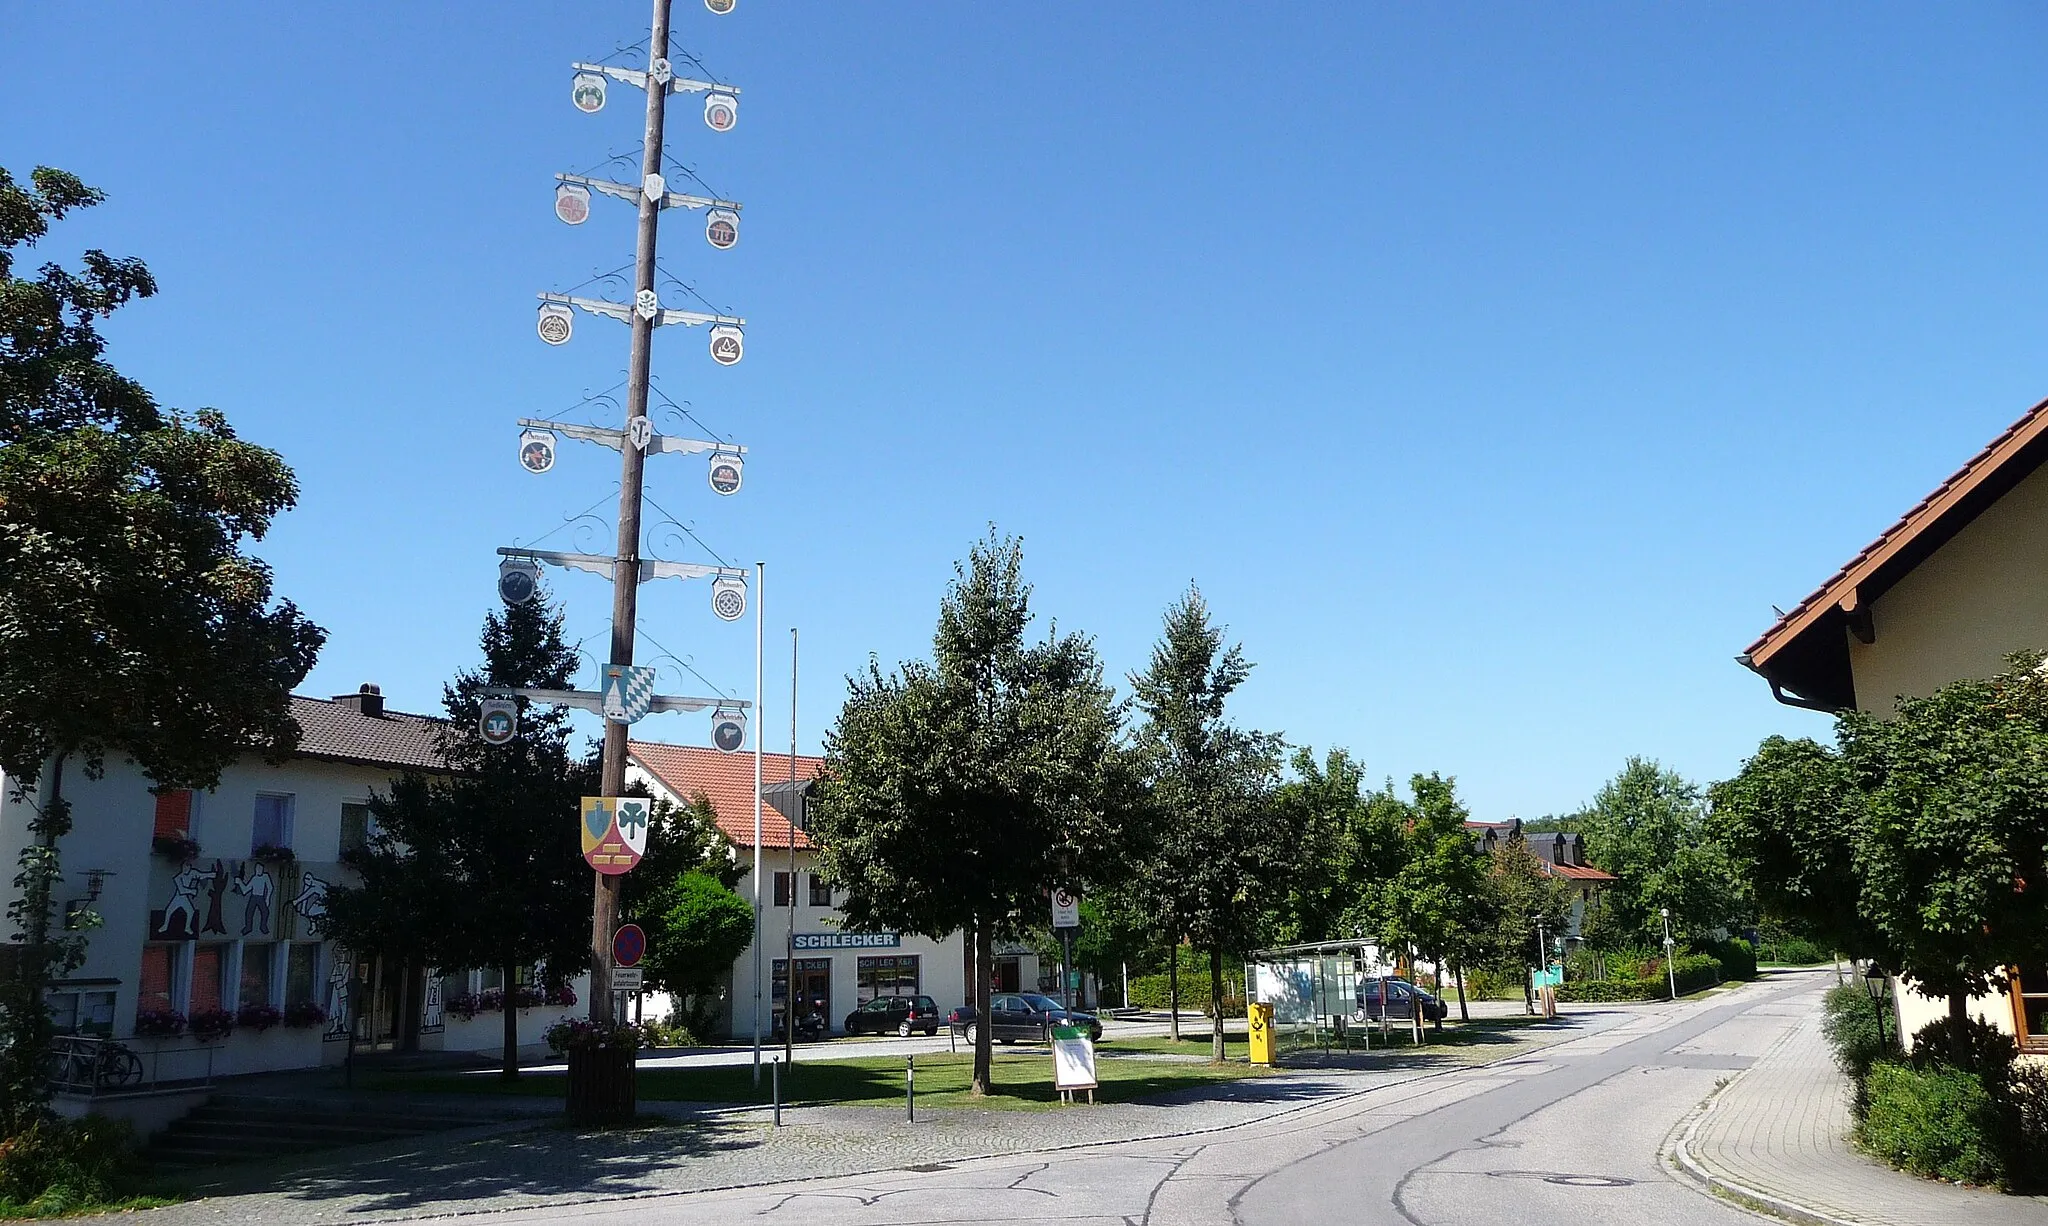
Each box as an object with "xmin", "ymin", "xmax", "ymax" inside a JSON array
[
  {"xmin": 1108, "ymin": 1033, "xmax": 1248, "ymax": 1056},
  {"xmin": 375, "ymin": 1050, "xmax": 1269, "ymax": 1112}
]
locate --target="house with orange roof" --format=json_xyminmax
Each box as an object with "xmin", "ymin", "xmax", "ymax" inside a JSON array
[
  {"xmin": 628, "ymin": 741, "xmax": 1040, "ymax": 1040},
  {"xmin": 1465, "ymin": 819, "xmax": 1617, "ymax": 947},
  {"xmin": 1740, "ymin": 393, "xmax": 2048, "ymax": 1050}
]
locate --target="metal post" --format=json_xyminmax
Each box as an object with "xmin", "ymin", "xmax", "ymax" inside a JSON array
[
  {"xmin": 771, "ymin": 1057, "xmax": 781, "ymax": 1126},
  {"xmin": 906, "ymin": 1054, "xmax": 915, "ymax": 1121},
  {"xmin": 783, "ymin": 628, "xmax": 798, "ymax": 1065},
  {"xmin": 1062, "ymin": 930, "xmax": 1074, "ymax": 1013},
  {"xmin": 1661, "ymin": 908, "xmax": 1678, "ymax": 1001},
  {"xmin": 752, "ymin": 561, "xmax": 764, "ymax": 1087},
  {"xmin": 591, "ymin": 0, "xmax": 676, "ymax": 1030}
]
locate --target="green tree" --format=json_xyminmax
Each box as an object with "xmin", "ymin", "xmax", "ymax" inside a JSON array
[
  {"xmin": 642, "ymin": 871, "xmax": 753, "ymax": 1039},
  {"xmin": 1374, "ymin": 773, "xmax": 1488, "ymax": 1031},
  {"xmin": 1128, "ymin": 587, "xmax": 1286, "ymax": 1061},
  {"xmin": 323, "ymin": 591, "xmax": 592, "ymax": 1078},
  {"xmin": 1266, "ymin": 748, "xmax": 1402, "ymax": 946},
  {"xmin": 1837, "ymin": 654, "xmax": 2048, "ymax": 1037},
  {"xmin": 0, "ymin": 167, "xmax": 324, "ymax": 1130},
  {"xmin": 1472, "ymin": 840, "xmax": 1574, "ymax": 1010},
  {"xmin": 1575, "ymin": 758, "xmax": 1745, "ymax": 948},
  {"xmin": 808, "ymin": 531, "xmax": 1134, "ymax": 1095},
  {"xmin": 1708, "ymin": 735, "xmax": 1877, "ymax": 961}
]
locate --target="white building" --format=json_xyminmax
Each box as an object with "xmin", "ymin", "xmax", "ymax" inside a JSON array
[
  {"xmin": 0, "ymin": 685, "xmax": 576, "ymax": 1079},
  {"xmin": 627, "ymin": 741, "xmax": 1038, "ymax": 1038}
]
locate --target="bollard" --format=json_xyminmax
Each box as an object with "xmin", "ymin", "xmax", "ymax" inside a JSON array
[
  {"xmin": 906, "ymin": 1054, "xmax": 915, "ymax": 1122},
  {"xmin": 771, "ymin": 1057, "xmax": 782, "ymax": 1127}
]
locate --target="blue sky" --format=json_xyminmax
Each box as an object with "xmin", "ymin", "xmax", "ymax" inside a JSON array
[{"xmin": 8, "ymin": 3, "xmax": 2048, "ymax": 817}]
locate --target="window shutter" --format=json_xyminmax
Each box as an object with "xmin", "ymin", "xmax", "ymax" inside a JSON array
[{"xmin": 153, "ymin": 791, "xmax": 192, "ymax": 839}]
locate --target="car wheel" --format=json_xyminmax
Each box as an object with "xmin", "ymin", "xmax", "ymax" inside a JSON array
[
  {"xmin": 927, "ymin": 1025, "xmax": 940, "ymax": 1037},
  {"xmin": 965, "ymin": 1023, "xmax": 978, "ymax": 1045},
  {"xmin": 898, "ymin": 1020, "xmax": 913, "ymax": 1038}
]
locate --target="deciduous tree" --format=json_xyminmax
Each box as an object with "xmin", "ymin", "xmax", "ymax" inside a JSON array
[
  {"xmin": 808, "ymin": 531, "xmax": 1134, "ymax": 1095},
  {"xmin": 0, "ymin": 167, "xmax": 324, "ymax": 1129}
]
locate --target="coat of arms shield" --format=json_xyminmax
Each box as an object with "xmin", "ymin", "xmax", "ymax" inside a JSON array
[{"xmin": 581, "ymin": 796, "xmax": 648, "ymax": 875}]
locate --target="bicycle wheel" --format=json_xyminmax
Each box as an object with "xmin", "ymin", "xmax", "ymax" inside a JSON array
[{"xmin": 98, "ymin": 1047, "xmax": 144, "ymax": 1088}]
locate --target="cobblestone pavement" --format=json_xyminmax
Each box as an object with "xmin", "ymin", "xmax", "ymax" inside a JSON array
[
  {"xmin": 95, "ymin": 1012, "xmax": 1604, "ymax": 1225},
  {"xmin": 1674, "ymin": 968, "xmax": 2048, "ymax": 1225}
]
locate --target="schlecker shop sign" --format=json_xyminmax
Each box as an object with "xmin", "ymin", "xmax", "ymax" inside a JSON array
[{"xmin": 794, "ymin": 932, "xmax": 901, "ymax": 950}]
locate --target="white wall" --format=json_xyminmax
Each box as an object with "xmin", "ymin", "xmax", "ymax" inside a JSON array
[{"xmin": 0, "ymin": 751, "xmax": 571, "ymax": 1076}]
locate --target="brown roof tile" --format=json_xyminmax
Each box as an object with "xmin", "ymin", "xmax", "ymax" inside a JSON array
[
  {"xmin": 289, "ymin": 695, "xmax": 448, "ymax": 772},
  {"xmin": 629, "ymin": 741, "xmax": 823, "ymax": 849}
]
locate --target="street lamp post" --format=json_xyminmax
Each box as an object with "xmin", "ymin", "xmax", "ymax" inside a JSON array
[
  {"xmin": 1660, "ymin": 908, "xmax": 1678, "ymax": 1001},
  {"xmin": 1862, "ymin": 962, "xmax": 1889, "ymax": 1047}
]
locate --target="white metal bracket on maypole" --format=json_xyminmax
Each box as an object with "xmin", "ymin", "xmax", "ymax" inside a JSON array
[
  {"xmin": 498, "ymin": 547, "xmax": 746, "ymax": 587},
  {"xmin": 537, "ymin": 292, "xmax": 743, "ymax": 331},
  {"xmin": 571, "ymin": 60, "xmax": 740, "ymax": 98},
  {"xmin": 483, "ymin": 685, "xmax": 748, "ymax": 717},
  {"xmin": 518, "ymin": 417, "xmax": 745, "ymax": 460},
  {"xmin": 556, "ymin": 173, "xmax": 741, "ymax": 215}
]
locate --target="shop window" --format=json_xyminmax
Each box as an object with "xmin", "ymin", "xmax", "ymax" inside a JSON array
[
  {"xmin": 191, "ymin": 945, "xmax": 226, "ymax": 1013},
  {"xmin": 479, "ymin": 966, "xmax": 504, "ymax": 991},
  {"xmin": 252, "ymin": 794, "xmax": 294, "ymax": 854},
  {"xmin": 809, "ymin": 874, "xmax": 833, "ymax": 907},
  {"xmin": 285, "ymin": 943, "xmax": 322, "ymax": 1008},
  {"xmin": 339, "ymin": 803, "xmax": 371, "ymax": 858},
  {"xmin": 773, "ymin": 872, "xmax": 793, "ymax": 908},
  {"xmin": 153, "ymin": 790, "xmax": 199, "ymax": 840},
  {"xmin": 241, "ymin": 944, "xmax": 276, "ymax": 1009},
  {"xmin": 857, "ymin": 954, "xmax": 920, "ymax": 1005},
  {"xmin": 138, "ymin": 946, "xmax": 176, "ymax": 1014},
  {"xmin": 2015, "ymin": 965, "xmax": 2048, "ymax": 1050}
]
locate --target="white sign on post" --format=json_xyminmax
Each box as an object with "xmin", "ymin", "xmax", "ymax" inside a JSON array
[
  {"xmin": 612, "ymin": 966, "xmax": 644, "ymax": 990},
  {"xmin": 1051, "ymin": 888, "xmax": 1080, "ymax": 930}
]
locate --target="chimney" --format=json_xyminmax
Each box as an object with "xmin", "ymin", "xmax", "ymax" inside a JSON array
[{"xmin": 334, "ymin": 683, "xmax": 385, "ymax": 718}]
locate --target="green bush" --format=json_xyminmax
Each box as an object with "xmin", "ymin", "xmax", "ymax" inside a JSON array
[
  {"xmin": 1460, "ymin": 967, "xmax": 1522, "ymax": 1000},
  {"xmin": 1668, "ymin": 952, "xmax": 1724, "ymax": 995},
  {"xmin": 0, "ymin": 1116, "xmax": 139, "ymax": 1215},
  {"xmin": 1125, "ymin": 973, "xmax": 1244, "ymax": 1017},
  {"xmin": 1758, "ymin": 936, "xmax": 1829, "ymax": 965},
  {"xmin": 1860, "ymin": 1062, "xmax": 2006, "ymax": 1186},
  {"xmin": 1706, "ymin": 939, "xmax": 1757, "ymax": 982},
  {"xmin": 1821, "ymin": 982, "xmax": 1892, "ymax": 1089}
]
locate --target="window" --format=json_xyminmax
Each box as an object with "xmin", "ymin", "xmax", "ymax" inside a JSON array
[
  {"xmin": 138, "ymin": 946, "xmax": 176, "ymax": 1015},
  {"xmin": 772, "ymin": 872, "xmax": 793, "ymax": 908},
  {"xmin": 153, "ymin": 790, "xmax": 198, "ymax": 840},
  {"xmin": 252, "ymin": 794, "xmax": 294, "ymax": 854},
  {"xmin": 241, "ymin": 944, "xmax": 276, "ymax": 1009},
  {"xmin": 191, "ymin": 945, "xmax": 226, "ymax": 1014},
  {"xmin": 285, "ymin": 944, "xmax": 322, "ymax": 1009},
  {"xmin": 857, "ymin": 954, "xmax": 919, "ymax": 1005},
  {"xmin": 339, "ymin": 803, "xmax": 371, "ymax": 858},
  {"xmin": 2015, "ymin": 965, "xmax": 2048, "ymax": 1050},
  {"xmin": 47, "ymin": 991, "xmax": 115, "ymax": 1038},
  {"xmin": 809, "ymin": 874, "xmax": 833, "ymax": 907}
]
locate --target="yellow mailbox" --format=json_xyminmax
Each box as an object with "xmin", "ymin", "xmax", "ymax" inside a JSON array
[{"xmin": 1247, "ymin": 1001, "xmax": 1277, "ymax": 1066}]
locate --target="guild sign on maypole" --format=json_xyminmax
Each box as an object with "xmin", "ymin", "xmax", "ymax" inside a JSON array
[
  {"xmin": 479, "ymin": 698, "xmax": 519, "ymax": 746},
  {"xmin": 555, "ymin": 182, "xmax": 592, "ymax": 225},
  {"xmin": 600, "ymin": 663, "xmax": 657, "ymax": 724},
  {"xmin": 519, "ymin": 429, "xmax": 557, "ymax": 474},
  {"xmin": 705, "ymin": 208, "xmax": 739, "ymax": 249},
  {"xmin": 537, "ymin": 302, "xmax": 574, "ymax": 345},
  {"xmin": 708, "ymin": 323, "xmax": 743, "ymax": 365},
  {"xmin": 581, "ymin": 797, "xmax": 650, "ymax": 874},
  {"xmin": 707, "ymin": 449, "xmax": 743, "ymax": 495},
  {"xmin": 572, "ymin": 72, "xmax": 607, "ymax": 113}
]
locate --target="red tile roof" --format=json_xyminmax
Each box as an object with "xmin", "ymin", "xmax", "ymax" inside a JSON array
[
  {"xmin": 629, "ymin": 741, "xmax": 823, "ymax": 849},
  {"xmin": 1742, "ymin": 394, "xmax": 2048, "ymax": 710}
]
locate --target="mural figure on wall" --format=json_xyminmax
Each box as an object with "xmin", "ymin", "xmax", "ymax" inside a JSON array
[
  {"xmin": 290, "ymin": 874, "xmax": 330, "ymax": 927},
  {"xmin": 323, "ymin": 956, "xmax": 353, "ymax": 1042},
  {"xmin": 157, "ymin": 863, "xmax": 206, "ymax": 938},
  {"xmin": 200, "ymin": 860, "xmax": 230, "ymax": 935},
  {"xmin": 234, "ymin": 863, "xmax": 276, "ymax": 937},
  {"xmin": 420, "ymin": 970, "xmax": 444, "ymax": 1035}
]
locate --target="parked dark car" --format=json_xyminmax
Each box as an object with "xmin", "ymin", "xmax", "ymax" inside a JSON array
[
  {"xmin": 951, "ymin": 993, "xmax": 1102, "ymax": 1044},
  {"xmin": 1355, "ymin": 977, "xmax": 1447, "ymax": 1023},
  {"xmin": 844, "ymin": 994, "xmax": 943, "ymax": 1037}
]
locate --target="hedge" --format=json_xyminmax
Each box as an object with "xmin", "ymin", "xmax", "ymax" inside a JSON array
[
  {"xmin": 1861, "ymin": 1062, "xmax": 2006, "ymax": 1186},
  {"xmin": 1556, "ymin": 976, "xmax": 1663, "ymax": 1003}
]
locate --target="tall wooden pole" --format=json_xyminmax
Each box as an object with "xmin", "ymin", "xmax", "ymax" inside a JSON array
[{"xmin": 590, "ymin": 0, "xmax": 675, "ymax": 1028}]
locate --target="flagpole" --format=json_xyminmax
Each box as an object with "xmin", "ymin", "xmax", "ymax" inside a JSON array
[{"xmin": 752, "ymin": 560, "xmax": 764, "ymax": 1086}]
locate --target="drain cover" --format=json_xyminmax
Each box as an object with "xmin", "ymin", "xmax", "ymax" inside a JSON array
[
  {"xmin": 904, "ymin": 1162, "xmax": 954, "ymax": 1173},
  {"xmin": 1485, "ymin": 1170, "xmax": 1636, "ymax": 1188}
]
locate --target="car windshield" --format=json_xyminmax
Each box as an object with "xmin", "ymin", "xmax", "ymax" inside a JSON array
[{"xmin": 1022, "ymin": 994, "xmax": 1064, "ymax": 1011}]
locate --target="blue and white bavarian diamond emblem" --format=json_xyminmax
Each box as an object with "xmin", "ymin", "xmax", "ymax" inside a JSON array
[{"xmin": 601, "ymin": 664, "xmax": 656, "ymax": 724}]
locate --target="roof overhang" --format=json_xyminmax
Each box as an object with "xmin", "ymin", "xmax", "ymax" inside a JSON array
[{"xmin": 1743, "ymin": 394, "xmax": 2048, "ymax": 713}]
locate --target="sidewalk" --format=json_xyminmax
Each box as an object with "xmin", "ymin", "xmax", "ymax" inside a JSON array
[{"xmin": 1673, "ymin": 978, "xmax": 2048, "ymax": 1226}]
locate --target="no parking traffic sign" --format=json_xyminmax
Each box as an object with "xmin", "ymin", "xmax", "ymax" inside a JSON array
[{"xmin": 613, "ymin": 923, "xmax": 646, "ymax": 969}]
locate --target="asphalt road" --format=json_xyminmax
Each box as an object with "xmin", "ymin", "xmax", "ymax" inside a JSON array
[{"xmin": 453, "ymin": 973, "xmax": 1816, "ymax": 1226}]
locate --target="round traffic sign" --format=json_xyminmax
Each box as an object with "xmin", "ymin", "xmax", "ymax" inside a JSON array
[{"xmin": 613, "ymin": 923, "xmax": 646, "ymax": 968}]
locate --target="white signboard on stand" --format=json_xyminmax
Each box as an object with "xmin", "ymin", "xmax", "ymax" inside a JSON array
[{"xmin": 1051, "ymin": 1024, "xmax": 1096, "ymax": 1093}]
